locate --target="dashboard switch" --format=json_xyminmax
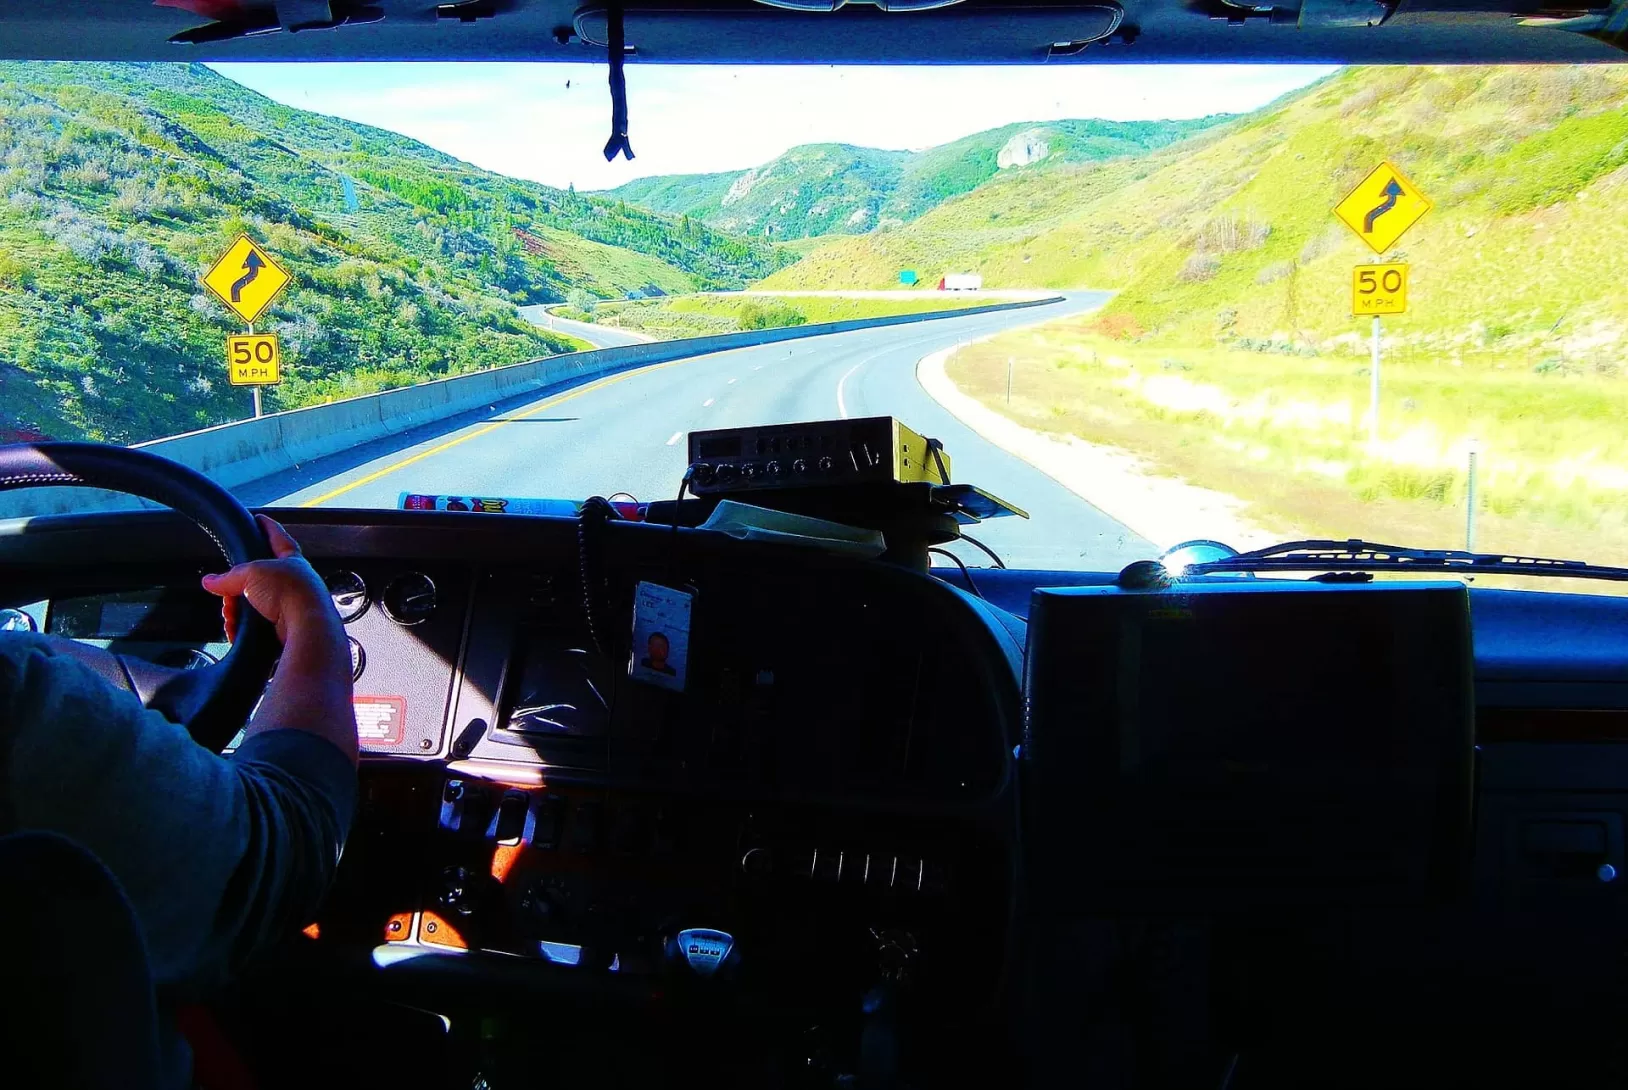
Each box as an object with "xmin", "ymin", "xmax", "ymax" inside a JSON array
[
  {"xmin": 489, "ymin": 791, "xmax": 530, "ymax": 845},
  {"xmin": 533, "ymin": 795, "xmax": 564, "ymax": 850},
  {"xmin": 439, "ymin": 779, "xmax": 467, "ymax": 832}
]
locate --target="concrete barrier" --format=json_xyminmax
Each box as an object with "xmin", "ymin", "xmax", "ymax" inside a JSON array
[{"xmin": 1, "ymin": 295, "xmax": 1062, "ymax": 518}]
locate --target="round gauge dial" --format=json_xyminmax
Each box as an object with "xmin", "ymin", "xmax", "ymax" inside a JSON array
[
  {"xmin": 382, "ymin": 573, "xmax": 437, "ymax": 626},
  {"xmin": 325, "ymin": 570, "xmax": 370, "ymax": 623},
  {"xmin": 0, "ymin": 608, "xmax": 37, "ymax": 633},
  {"xmin": 348, "ymin": 636, "xmax": 366, "ymax": 682}
]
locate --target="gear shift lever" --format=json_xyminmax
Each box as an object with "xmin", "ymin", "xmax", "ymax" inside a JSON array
[{"xmin": 665, "ymin": 927, "xmax": 738, "ymax": 978}]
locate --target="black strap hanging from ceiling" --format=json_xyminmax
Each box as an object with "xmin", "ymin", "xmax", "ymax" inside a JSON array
[{"xmin": 602, "ymin": 6, "xmax": 635, "ymax": 162}]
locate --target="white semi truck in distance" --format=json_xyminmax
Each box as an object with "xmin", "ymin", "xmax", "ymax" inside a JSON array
[{"xmin": 937, "ymin": 274, "xmax": 983, "ymax": 291}]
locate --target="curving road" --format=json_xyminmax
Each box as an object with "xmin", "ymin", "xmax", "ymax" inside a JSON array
[
  {"xmin": 258, "ymin": 294, "xmax": 1154, "ymax": 572},
  {"xmin": 516, "ymin": 304, "xmax": 654, "ymax": 349}
]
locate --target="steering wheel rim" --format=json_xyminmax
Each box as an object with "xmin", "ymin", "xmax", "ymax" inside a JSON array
[{"xmin": 0, "ymin": 442, "xmax": 280, "ymax": 750}]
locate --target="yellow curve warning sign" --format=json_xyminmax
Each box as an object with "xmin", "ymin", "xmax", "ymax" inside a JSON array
[
  {"xmin": 1333, "ymin": 161, "xmax": 1432, "ymax": 255},
  {"xmin": 203, "ymin": 235, "xmax": 291, "ymax": 324},
  {"xmin": 227, "ymin": 333, "xmax": 281, "ymax": 386}
]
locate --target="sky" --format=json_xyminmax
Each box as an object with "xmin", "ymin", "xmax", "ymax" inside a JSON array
[{"xmin": 211, "ymin": 63, "xmax": 1336, "ymax": 193}]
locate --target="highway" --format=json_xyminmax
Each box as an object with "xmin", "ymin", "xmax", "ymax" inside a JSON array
[{"xmin": 256, "ymin": 294, "xmax": 1155, "ymax": 572}]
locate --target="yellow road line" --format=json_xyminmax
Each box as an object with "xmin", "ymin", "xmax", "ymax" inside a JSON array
[{"xmin": 298, "ymin": 356, "xmax": 694, "ymax": 508}]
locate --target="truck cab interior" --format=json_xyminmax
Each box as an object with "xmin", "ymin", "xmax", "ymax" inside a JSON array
[{"xmin": 7, "ymin": 3, "xmax": 1628, "ymax": 1089}]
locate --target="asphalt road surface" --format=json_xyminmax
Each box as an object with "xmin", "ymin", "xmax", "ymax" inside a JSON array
[
  {"xmin": 260, "ymin": 294, "xmax": 1155, "ymax": 571},
  {"xmin": 516, "ymin": 305, "xmax": 653, "ymax": 349}
]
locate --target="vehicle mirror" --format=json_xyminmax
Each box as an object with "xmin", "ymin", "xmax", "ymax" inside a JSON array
[{"xmin": 1159, "ymin": 539, "xmax": 1240, "ymax": 576}]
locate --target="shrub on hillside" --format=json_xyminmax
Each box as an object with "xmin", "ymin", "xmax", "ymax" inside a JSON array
[
  {"xmin": 1297, "ymin": 228, "xmax": 1342, "ymax": 265},
  {"xmin": 1195, "ymin": 214, "xmax": 1271, "ymax": 255},
  {"xmin": 0, "ymin": 251, "xmax": 32, "ymax": 288},
  {"xmin": 1255, "ymin": 260, "xmax": 1294, "ymax": 285},
  {"xmin": 1179, "ymin": 253, "xmax": 1221, "ymax": 282},
  {"xmin": 738, "ymin": 301, "xmax": 807, "ymax": 330}
]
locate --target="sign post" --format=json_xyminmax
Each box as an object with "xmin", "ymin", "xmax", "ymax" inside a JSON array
[
  {"xmin": 202, "ymin": 234, "xmax": 292, "ymax": 419},
  {"xmin": 1335, "ymin": 163, "xmax": 1432, "ymax": 445},
  {"xmin": 1465, "ymin": 438, "xmax": 1480, "ymax": 551},
  {"xmin": 1370, "ymin": 315, "xmax": 1382, "ymax": 444}
]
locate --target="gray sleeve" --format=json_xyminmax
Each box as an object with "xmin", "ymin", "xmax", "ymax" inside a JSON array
[{"xmin": 0, "ymin": 634, "xmax": 356, "ymax": 996}]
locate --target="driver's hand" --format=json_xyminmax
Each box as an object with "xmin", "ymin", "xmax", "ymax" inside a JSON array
[{"xmin": 201, "ymin": 515, "xmax": 338, "ymax": 646}]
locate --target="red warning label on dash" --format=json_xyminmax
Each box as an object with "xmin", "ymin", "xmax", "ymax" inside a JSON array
[{"xmin": 354, "ymin": 696, "xmax": 406, "ymax": 746}]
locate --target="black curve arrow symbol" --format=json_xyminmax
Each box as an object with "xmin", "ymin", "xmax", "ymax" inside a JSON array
[
  {"xmin": 230, "ymin": 250, "xmax": 263, "ymax": 302},
  {"xmin": 1364, "ymin": 178, "xmax": 1404, "ymax": 234}
]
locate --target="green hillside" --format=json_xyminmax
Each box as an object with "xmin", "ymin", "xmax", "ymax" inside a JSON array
[
  {"xmin": 601, "ymin": 117, "xmax": 1229, "ymax": 241},
  {"xmin": 0, "ymin": 62, "xmax": 787, "ymax": 444},
  {"xmin": 802, "ymin": 66, "xmax": 1628, "ymax": 564},
  {"xmin": 769, "ymin": 65, "xmax": 1628, "ymax": 341}
]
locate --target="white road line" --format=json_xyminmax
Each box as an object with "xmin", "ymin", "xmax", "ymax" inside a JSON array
[
  {"xmin": 836, "ymin": 361, "xmax": 864, "ymax": 419},
  {"xmin": 703, "ymin": 398, "xmax": 715, "ymax": 407},
  {"xmin": 665, "ymin": 431, "xmax": 683, "ymax": 446}
]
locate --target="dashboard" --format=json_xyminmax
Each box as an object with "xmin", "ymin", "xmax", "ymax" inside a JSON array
[
  {"xmin": 0, "ymin": 507, "xmax": 1024, "ymax": 1086},
  {"xmin": 5, "ymin": 507, "xmax": 1628, "ymax": 1087}
]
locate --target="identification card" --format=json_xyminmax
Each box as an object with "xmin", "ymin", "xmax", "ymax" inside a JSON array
[{"xmin": 628, "ymin": 581, "xmax": 693, "ymax": 692}]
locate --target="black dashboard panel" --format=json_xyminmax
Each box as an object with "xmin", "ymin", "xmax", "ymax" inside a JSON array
[{"xmin": 329, "ymin": 563, "xmax": 472, "ymax": 756}]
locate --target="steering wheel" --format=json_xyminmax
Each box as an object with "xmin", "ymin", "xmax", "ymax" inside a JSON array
[{"xmin": 0, "ymin": 442, "xmax": 281, "ymax": 751}]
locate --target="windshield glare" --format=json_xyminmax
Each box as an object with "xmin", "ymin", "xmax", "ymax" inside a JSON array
[{"xmin": 1, "ymin": 60, "xmax": 1623, "ymax": 582}]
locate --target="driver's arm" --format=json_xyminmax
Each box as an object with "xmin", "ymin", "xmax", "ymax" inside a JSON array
[{"xmin": 0, "ymin": 516, "xmax": 357, "ymax": 994}]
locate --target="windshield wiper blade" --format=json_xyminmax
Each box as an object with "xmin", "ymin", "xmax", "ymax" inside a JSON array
[{"xmin": 1188, "ymin": 538, "xmax": 1628, "ymax": 583}]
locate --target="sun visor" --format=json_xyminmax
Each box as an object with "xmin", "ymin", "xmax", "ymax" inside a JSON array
[{"xmin": 571, "ymin": 3, "xmax": 1128, "ymax": 62}]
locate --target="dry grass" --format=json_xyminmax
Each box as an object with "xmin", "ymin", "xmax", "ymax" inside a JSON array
[{"xmin": 946, "ymin": 326, "xmax": 1628, "ymax": 575}]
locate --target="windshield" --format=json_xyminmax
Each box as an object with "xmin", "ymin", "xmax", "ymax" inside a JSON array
[{"xmin": 2, "ymin": 60, "xmax": 1624, "ymax": 578}]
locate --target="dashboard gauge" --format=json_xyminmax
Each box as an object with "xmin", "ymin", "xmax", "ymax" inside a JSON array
[
  {"xmin": 0, "ymin": 608, "xmax": 36, "ymax": 633},
  {"xmin": 325, "ymin": 570, "xmax": 370, "ymax": 623},
  {"xmin": 155, "ymin": 647, "xmax": 218, "ymax": 671},
  {"xmin": 382, "ymin": 572, "xmax": 437, "ymax": 626},
  {"xmin": 348, "ymin": 636, "xmax": 366, "ymax": 681}
]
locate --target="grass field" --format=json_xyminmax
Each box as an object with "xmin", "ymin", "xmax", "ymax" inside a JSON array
[
  {"xmin": 948, "ymin": 317, "xmax": 1628, "ymax": 568},
  {"xmin": 567, "ymin": 291, "xmax": 998, "ymax": 340}
]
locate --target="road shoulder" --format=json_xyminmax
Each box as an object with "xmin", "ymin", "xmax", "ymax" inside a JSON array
[{"xmin": 916, "ymin": 342, "xmax": 1278, "ymax": 552}]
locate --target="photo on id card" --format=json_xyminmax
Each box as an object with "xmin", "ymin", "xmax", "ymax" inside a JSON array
[{"xmin": 629, "ymin": 581, "xmax": 692, "ymax": 692}]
